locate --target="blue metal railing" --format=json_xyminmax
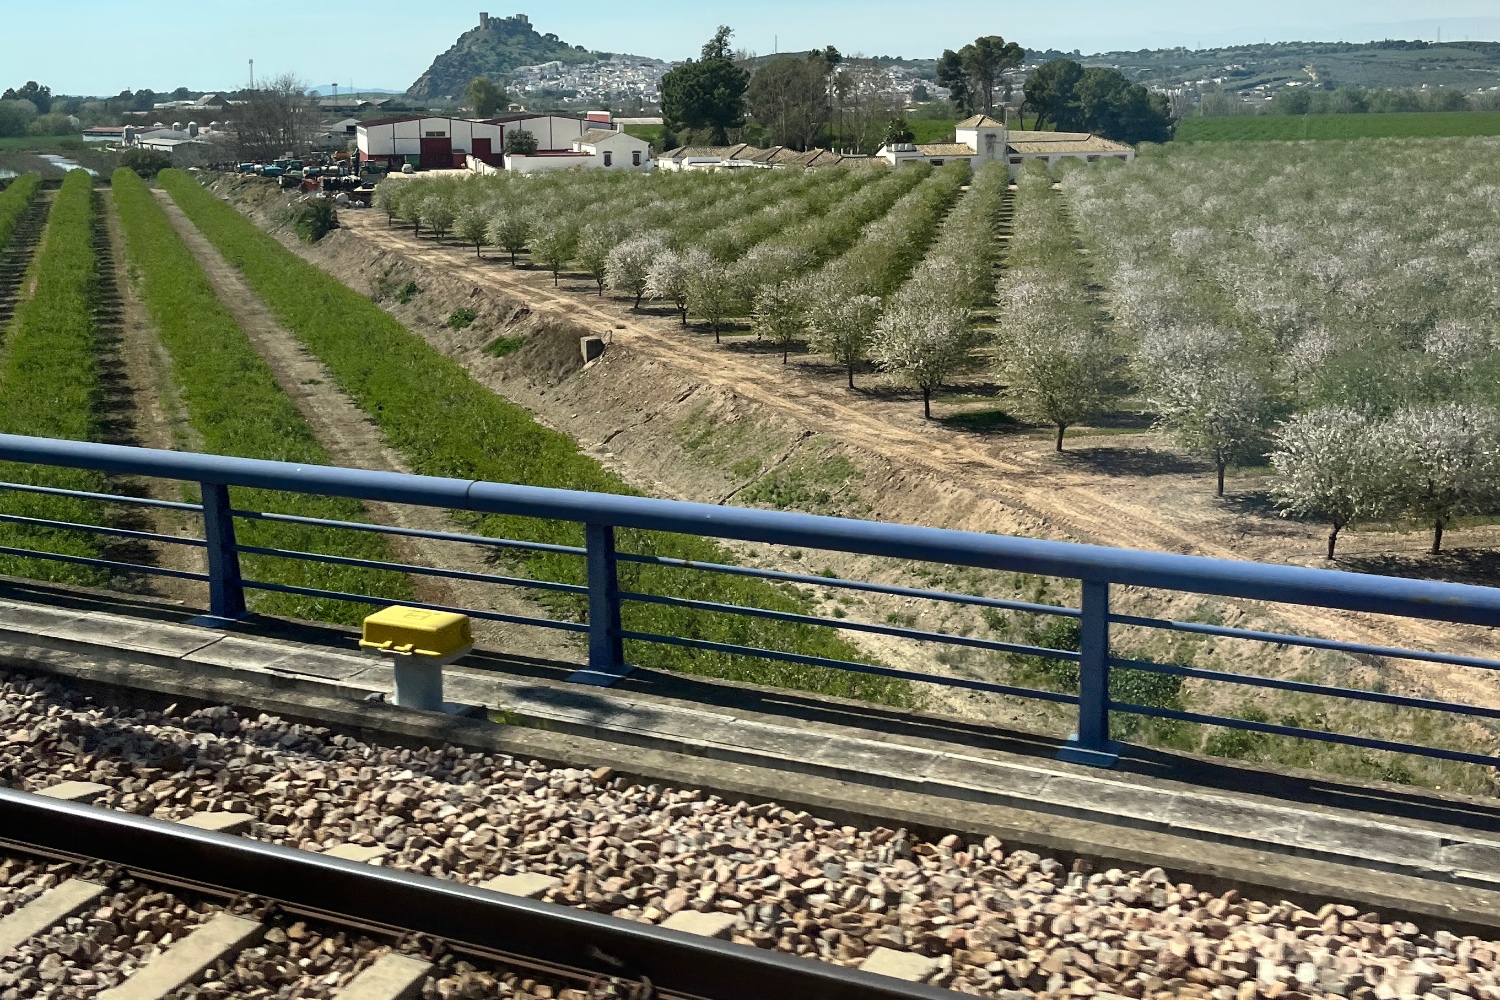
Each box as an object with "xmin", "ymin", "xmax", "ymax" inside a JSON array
[{"xmin": 2, "ymin": 433, "xmax": 1500, "ymax": 768}]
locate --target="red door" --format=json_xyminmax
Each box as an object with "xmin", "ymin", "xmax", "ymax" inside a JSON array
[
  {"xmin": 473, "ymin": 137, "xmax": 493, "ymax": 164},
  {"xmin": 419, "ymin": 137, "xmax": 452, "ymax": 170}
]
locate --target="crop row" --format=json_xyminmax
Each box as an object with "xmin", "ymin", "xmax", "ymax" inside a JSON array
[
  {"xmin": 0, "ymin": 170, "xmax": 108, "ymax": 585},
  {"xmin": 159, "ymin": 169, "xmax": 907, "ymax": 704},
  {"xmin": 110, "ymin": 169, "xmax": 410, "ymax": 623},
  {"xmin": 1000, "ymin": 160, "xmax": 1098, "ymax": 328},
  {"xmin": 0, "ymin": 174, "xmax": 41, "ymax": 254},
  {"xmin": 803, "ymin": 160, "xmax": 970, "ymax": 303}
]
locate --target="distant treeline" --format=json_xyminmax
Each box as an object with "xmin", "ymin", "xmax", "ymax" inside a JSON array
[{"xmin": 1197, "ymin": 85, "xmax": 1500, "ymax": 118}]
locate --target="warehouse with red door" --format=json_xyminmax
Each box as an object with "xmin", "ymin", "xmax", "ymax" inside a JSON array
[{"xmin": 356, "ymin": 114, "xmax": 595, "ymax": 171}]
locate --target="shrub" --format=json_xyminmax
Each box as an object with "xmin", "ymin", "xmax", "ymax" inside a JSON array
[
  {"xmin": 120, "ymin": 148, "xmax": 173, "ymax": 178},
  {"xmin": 291, "ymin": 198, "xmax": 339, "ymax": 243},
  {"xmin": 447, "ymin": 307, "xmax": 477, "ymax": 330}
]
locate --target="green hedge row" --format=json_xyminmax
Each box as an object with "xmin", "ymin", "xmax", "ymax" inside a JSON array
[
  {"xmin": 158, "ymin": 170, "xmax": 908, "ymax": 704},
  {"xmin": 0, "ymin": 173, "xmax": 41, "ymax": 254},
  {"xmin": 0, "ymin": 170, "xmax": 108, "ymax": 585},
  {"xmin": 111, "ymin": 169, "xmax": 409, "ymax": 623}
]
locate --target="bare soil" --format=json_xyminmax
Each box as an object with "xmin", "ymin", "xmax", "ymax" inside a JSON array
[
  {"xmin": 152, "ymin": 190, "xmax": 581, "ymax": 664},
  {"xmin": 206, "ymin": 179, "xmax": 1500, "ymax": 747}
]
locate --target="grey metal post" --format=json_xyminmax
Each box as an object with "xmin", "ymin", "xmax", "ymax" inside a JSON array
[
  {"xmin": 1059, "ymin": 579, "xmax": 1119, "ymax": 766},
  {"xmin": 200, "ymin": 482, "xmax": 246, "ymax": 621},
  {"xmin": 568, "ymin": 522, "xmax": 631, "ymax": 686}
]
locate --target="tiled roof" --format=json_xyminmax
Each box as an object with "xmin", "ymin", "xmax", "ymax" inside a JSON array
[
  {"xmin": 915, "ymin": 143, "xmax": 978, "ymax": 157},
  {"xmin": 956, "ymin": 114, "xmax": 1005, "ymax": 128},
  {"xmin": 1006, "ymin": 132, "xmax": 1132, "ymax": 154}
]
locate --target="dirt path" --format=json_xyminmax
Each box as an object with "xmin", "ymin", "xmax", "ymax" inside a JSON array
[
  {"xmin": 0, "ymin": 189, "xmax": 51, "ymax": 335},
  {"xmin": 333, "ymin": 211, "xmax": 1500, "ymax": 710},
  {"xmin": 152, "ymin": 191, "xmax": 582, "ymax": 664}
]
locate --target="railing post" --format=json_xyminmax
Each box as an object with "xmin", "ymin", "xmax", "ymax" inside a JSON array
[
  {"xmin": 568, "ymin": 523, "xmax": 632, "ymax": 687},
  {"xmin": 1059, "ymin": 579, "xmax": 1120, "ymax": 767},
  {"xmin": 198, "ymin": 482, "xmax": 247, "ymax": 622}
]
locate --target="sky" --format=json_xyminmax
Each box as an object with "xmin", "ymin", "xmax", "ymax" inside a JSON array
[{"xmin": 7, "ymin": 1, "xmax": 1500, "ymax": 96}]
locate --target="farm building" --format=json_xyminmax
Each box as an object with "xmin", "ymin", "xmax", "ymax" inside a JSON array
[
  {"xmin": 657, "ymin": 144, "xmax": 867, "ymax": 171},
  {"xmin": 504, "ymin": 128, "xmax": 655, "ymax": 174},
  {"xmin": 356, "ymin": 113, "xmax": 593, "ymax": 171},
  {"xmin": 878, "ymin": 115, "xmax": 1134, "ymax": 176}
]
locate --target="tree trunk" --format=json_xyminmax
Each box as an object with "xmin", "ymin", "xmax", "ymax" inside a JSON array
[
  {"xmin": 634, "ymin": 291, "xmax": 643, "ymax": 310},
  {"xmin": 714, "ymin": 324, "xmax": 720, "ymax": 345},
  {"xmin": 923, "ymin": 386, "xmax": 931, "ymax": 420},
  {"xmin": 679, "ymin": 306, "xmax": 687, "ymax": 326},
  {"xmin": 1432, "ymin": 519, "xmax": 1444, "ymax": 555},
  {"xmin": 552, "ymin": 270, "xmax": 559, "ymax": 286},
  {"xmin": 1216, "ymin": 462, "xmax": 1226, "ymax": 498},
  {"xmin": 783, "ymin": 346, "xmax": 788, "ymax": 364},
  {"xmin": 847, "ymin": 363, "xmax": 855, "ymax": 389},
  {"xmin": 475, "ymin": 244, "xmax": 481, "ymax": 258},
  {"xmin": 1055, "ymin": 424, "xmax": 1066, "ymax": 452},
  {"xmin": 1326, "ymin": 523, "xmax": 1341, "ymax": 561}
]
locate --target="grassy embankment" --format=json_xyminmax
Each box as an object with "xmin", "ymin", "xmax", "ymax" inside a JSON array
[
  {"xmin": 1176, "ymin": 111, "xmax": 1500, "ymax": 142},
  {"xmin": 0, "ymin": 174, "xmax": 42, "ymax": 250},
  {"xmin": 0, "ymin": 170, "xmax": 109, "ymax": 585},
  {"xmin": 110, "ymin": 169, "xmax": 409, "ymax": 623},
  {"xmin": 158, "ymin": 170, "xmax": 907, "ymax": 705}
]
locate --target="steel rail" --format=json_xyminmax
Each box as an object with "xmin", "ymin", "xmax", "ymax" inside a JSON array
[
  {"xmin": 235, "ymin": 544, "xmax": 589, "ymax": 595},
  {"xmin": 615, "ymin": 551, "xmax": 1082, "ymax": 618},
  {"xmin": 230, "ymin": 507, "xmax": 589, "ymax": 558},
  {"xmin": 5, "ymin": 435, "xmax": 1499, "ymax": 626},
  {"xmin": 1111, "ymin": 612, "xmax": 1500, "ymax": 672},
  {"xmin": 0, "ymin": 511, "xmax": 207, "ymax": 547},
  {"xmin": 0, "ymin": 479, "xmax": 204, "ymax": 512},
  {"xmin": 1113, "ymin": 703, "xmax": 1500, "ymax": 768},
  {"xmin": 239, "ymin": 580, "xmax": 588, "ymax": 633},
  {"xmin": 0, "ymin": 789, "xmax": 955, "ymax": 1000},
  {"xmin": 622, "ymin": 588, "xmax": 1081, "ymax": 660},
  {"xmin": 0, "ymin": 545, "xmax": 210, "ymax": 582}
]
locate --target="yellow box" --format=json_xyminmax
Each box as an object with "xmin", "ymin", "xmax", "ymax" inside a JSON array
[{"xmin": 359, "ymin": 606, "xmax": 473, "ymax": 659}]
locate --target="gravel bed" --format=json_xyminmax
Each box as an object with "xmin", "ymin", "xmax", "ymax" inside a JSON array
[
  {"xmin": 2, "ymin": 671, "xmax": 1500, "ymax": 999},
  {"xmin": 0, "ymin": 856, "xmax": 220, "ymax": 998}
]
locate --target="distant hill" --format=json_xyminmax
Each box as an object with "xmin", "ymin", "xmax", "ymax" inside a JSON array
[
  {"xmin": 1034, "ymin": 40, "xmax": 1500, "ymax": 93},
  {"xmin": 407, "ymin": 13, "xmax": 597, "ymax": 101}
]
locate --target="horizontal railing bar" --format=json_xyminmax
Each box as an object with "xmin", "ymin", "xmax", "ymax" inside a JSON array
[
  {"xmin": 620, "ymin": 629, "xmax": 1081, "ymax": 703},
  {"xmin": 1114, "ymin": 701, "xmax": 1500, "ymax": 768},
  {"xmin": 0, "ymin": 545, "xmax": 210, "ymax": 582},
  {"xmin": 240, "ymin": 580, "xmax": 589, "ymax": 633},
  {"xmin": 0, "ymin": 480, "xmax": 202, "ymax": 512},
  {"xmin": 621, "ymin": 590, "xmax": 1081, "ymax": 661},
  {"xmin": 1112, "ymin": 613, "xmax": 1500, "ymax": 673},
  {"xmin": 10, "ymin": 436, "xmax": 1495, "ymax": 626},
  {"xmin": 617, "ymin": 551, "xmax": 1080, "ymax": 618},
  {"xmin": 0, "ymin": 512, "xmax": 206, "ymax": 548},
  {"xmin": 235, "ymin": 545, "xmax": 589, "ymax": 595},
  {"xmin": 232, "ymin": 508, "xmax": 587, "ymax": 558},
  {"xmin": 1111, "ymin": 657, "xmax": 1500, "ymax": 721}
]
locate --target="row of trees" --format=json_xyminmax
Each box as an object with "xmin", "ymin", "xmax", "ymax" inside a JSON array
[
  {"xmin": 660, "ymin": 29, "xmax": 1172, "ymax": 154},
  {"xmin": 1195, "ymin": 83, "xmax": 1500, "ymax": 118},
  {"xmin": 1023, "ymin": 60, "xmax": 1174, "ymax": 143}
]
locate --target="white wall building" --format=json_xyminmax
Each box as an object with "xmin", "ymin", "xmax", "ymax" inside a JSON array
[
  {"xmin": 504, "ymin": 127, "xmax": 654, "ymax": 174},
  {"xmin": 877, "ymin": 114, "xmax": 1134, "ymax": 177}
]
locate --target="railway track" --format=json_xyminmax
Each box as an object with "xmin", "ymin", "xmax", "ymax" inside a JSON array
[{"xmin": 0, "ymin": 788, "xmax": 949, "ymax": 1000}]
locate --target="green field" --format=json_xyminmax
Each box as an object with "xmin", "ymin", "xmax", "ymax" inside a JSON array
[{"xmin": 1176, "ymin": 111, "xmax": 1500, "ymax": 142}]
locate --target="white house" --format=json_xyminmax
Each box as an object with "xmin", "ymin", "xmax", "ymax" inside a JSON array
[
  {"xmin": 505, "ymin": 127, "xmax": 654, "ymax": 174},
  {"xmin": 357, "ymin": 113, "xmax": 592, "ymax": 171},
  {"xmin": 877, "ymin": 114, "xmax": 1133, "ymax": 177}
]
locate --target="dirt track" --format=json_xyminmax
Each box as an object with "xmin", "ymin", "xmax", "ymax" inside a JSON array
[{"xmin": 153, "ymin": 192, "xmax": 581, "ymax": 664}]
